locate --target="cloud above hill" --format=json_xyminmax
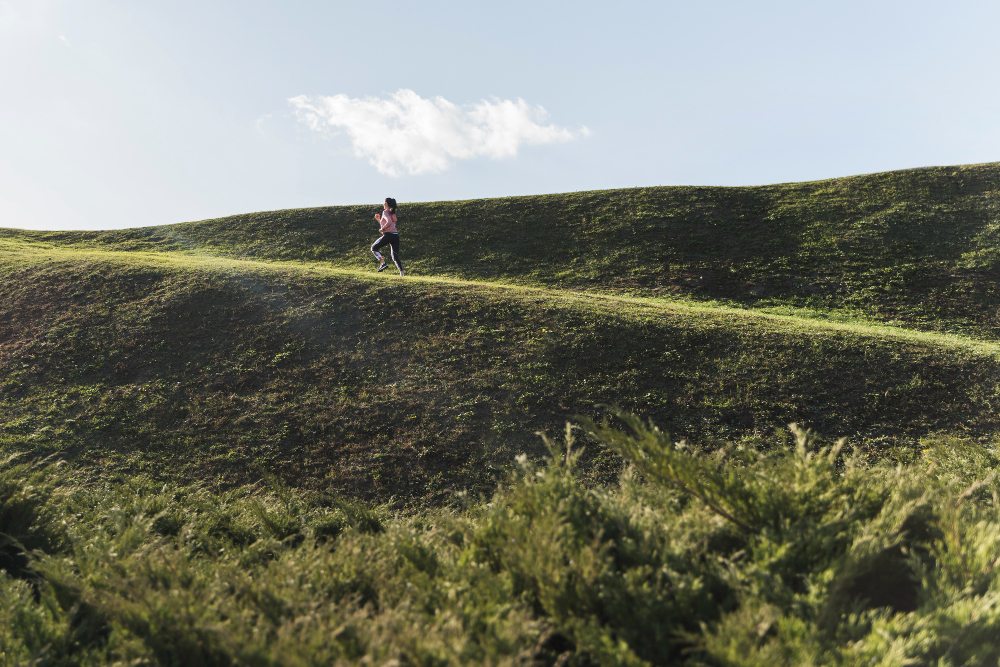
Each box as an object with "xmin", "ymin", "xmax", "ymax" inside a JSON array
[{"xmin": 289, "ymin": 89, "xmax": 586, "ymax": 177}]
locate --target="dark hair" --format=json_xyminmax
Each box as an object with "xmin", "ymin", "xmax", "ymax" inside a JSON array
[{"xmin": 385, "ymin": 197, "xmax": 397, "ymax": 213}]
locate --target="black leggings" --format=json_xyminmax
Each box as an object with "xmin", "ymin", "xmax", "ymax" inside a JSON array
[{"xmin": 371, "ymin": 233, "xmax": 402, "ymax": 271}]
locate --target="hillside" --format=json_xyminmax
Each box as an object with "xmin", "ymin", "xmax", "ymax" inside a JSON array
[
  {"xmin": 6, "ymin": 164, "xmax": 1000, "ymax": 663},
  {"xmin": 6, "ymin": 162, "xmax": 1000, "ymax": 338},
  {"xmin": 3, "ymin": 160, "xmax": 1000, "ymax": 501}
]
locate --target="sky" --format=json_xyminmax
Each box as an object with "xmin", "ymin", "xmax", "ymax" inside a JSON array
[{"xmin": 2, "ymin": 0, "xmax": 999, "ymax": 230}]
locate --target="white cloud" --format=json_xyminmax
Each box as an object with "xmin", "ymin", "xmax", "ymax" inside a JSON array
[{"xmin": 289, "ymin": 89, "xmax": 586, "ymax": 176}]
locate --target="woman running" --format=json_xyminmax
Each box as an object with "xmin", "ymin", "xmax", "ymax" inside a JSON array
[{"xmin": 371, "ymin": 197, "xmax": 404, "ymax": 276}]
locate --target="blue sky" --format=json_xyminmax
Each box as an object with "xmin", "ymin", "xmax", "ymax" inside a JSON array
[{"xmin": 2, "ymin": 0, "xmax": 999, "ymax": 230}]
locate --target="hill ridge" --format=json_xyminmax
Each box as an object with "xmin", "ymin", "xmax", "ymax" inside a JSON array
[
  {"xmin": 5, "ymin": 161, "xmax": 1000, "ymax": 340},
  {"xmin": 6, "ymin": 239, "xmax": 1000, "ymax": 359}
]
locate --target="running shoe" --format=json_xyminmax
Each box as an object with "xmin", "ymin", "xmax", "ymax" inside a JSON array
[{"xmin": 377, "ymin": 262, "xmax": 389, "ymax": 272}]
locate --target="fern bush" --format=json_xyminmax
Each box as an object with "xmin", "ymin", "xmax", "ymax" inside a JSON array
[{"xmin": 4, "ymin": 418, "xmax": 1000, "ymax": 664}]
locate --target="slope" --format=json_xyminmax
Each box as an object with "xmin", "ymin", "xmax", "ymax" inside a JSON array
[
  {"xmin": 2, "ymin": 240, "xmax": 998, "ymax": 503},
  {"xmin": 4, "ymin": 162, "xmax": 1000, "ymax": 339}
]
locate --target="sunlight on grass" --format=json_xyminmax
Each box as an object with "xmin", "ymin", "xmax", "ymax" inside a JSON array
[{"xmin": 7, "ymin": 241, "xmax": 999, "ymax": 360}]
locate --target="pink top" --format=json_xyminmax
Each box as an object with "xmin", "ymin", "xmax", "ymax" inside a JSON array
[{"xmin": 380, "ymin": 211, "xmax": 398, "ymax": 234}]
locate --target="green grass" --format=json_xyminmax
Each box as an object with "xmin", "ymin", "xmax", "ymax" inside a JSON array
[
  {"xmin": 2, "ymin": 242, "xmax": 1000, "ymax": 502},
  {"xmin": 6, "ymin": 161, "xmax": 1000, "ymax": 338}
]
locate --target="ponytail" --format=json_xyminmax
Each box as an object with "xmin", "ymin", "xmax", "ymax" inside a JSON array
[{"xmin": 385, "ymin": 197, "xmax": 397, "ymax": 214}]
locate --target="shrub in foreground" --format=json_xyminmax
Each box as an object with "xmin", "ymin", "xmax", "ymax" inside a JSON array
[{"xmin": 3, "ymin": 418, "xmax": 1000, "ymax": 664}]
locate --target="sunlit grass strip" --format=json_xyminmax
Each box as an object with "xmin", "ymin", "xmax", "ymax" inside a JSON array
[{"xmin": 5, "ymin": 240, "xmax": 1000, "ymax": 360}]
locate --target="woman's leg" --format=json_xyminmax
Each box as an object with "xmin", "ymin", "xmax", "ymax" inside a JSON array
[
  {"xmin": 387, "ymin": 234, "xmax": 403, "ymax": 275},
  {"xmin": 371, "ymin": 236, "xmax": 388, "ymax": 264}
]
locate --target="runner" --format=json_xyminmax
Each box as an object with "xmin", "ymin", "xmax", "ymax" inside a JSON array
[{"xmin": 371, "ymin": 197, "xmax": 404, "ymax": 276}]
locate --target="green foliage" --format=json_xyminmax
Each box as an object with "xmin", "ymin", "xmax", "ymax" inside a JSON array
[
  {"xmin": 584, "ymin": 412, "xmax": 1000, "ymax": 665},
  {"xmin": 0, "ymin": 454, "xmax": 69, "ymax": 580},
  {"xmin": 4, "ymin": 417, "xmax": 1000, "ymax": 664}
]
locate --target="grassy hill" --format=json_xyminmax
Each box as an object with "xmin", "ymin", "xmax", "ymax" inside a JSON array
[
  {"xmin": 6, "ymin": 161, "xmax": 1000, "ymax": 337},
  {"xmin": 2, "ymin": 163, "xmax": 1000, "ymax": 502},
  {"xmin": 0, "ymin": 247, "xmax": 998, "ymax": 502},
  {"xmin": 6, "ymin": 163, "xmax": 1000, "ymax": 663}
]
